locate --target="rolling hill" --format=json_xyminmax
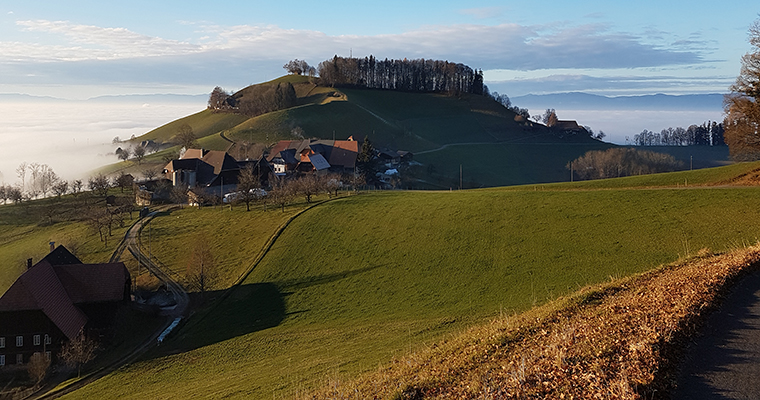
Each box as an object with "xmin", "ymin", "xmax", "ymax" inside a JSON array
[
  {"xmin": 127, "ymin": 75, "xmax": 612, "ymax": 188},
  {"xmin": 57, "ymin": 161, "xmax": 760, "ymax": 399}
]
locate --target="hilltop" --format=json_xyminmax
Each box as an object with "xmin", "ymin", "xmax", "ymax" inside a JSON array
[{"xmin": 123, "ymin": 74, "xmax": 610, "ymax": 188}]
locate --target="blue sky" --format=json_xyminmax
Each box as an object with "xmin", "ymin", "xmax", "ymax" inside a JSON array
[{"xmin": 0, "ymin": 1, "xmax": 757, "ymax": 99}]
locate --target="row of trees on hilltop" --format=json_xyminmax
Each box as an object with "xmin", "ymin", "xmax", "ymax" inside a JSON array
[
  {"xmin": 317, "ymin": 56, "xmax": 484, "ymax": 95},
  {"xmin": 632, "ymin": 121, "xmax": 725, "ymax": 147}
]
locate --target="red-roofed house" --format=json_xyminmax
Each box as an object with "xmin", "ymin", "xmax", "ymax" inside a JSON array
[
  {"xmin": 267, "ymin": 138, "xmax": 360, "ymax": 174},
  {"xmin": 0, "ymin": 246, "xmax": 130, "ymax": 368}
]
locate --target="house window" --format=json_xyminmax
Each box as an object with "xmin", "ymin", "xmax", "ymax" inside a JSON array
[
  {"xmin": 0, "ymin": 337, "xmax": 4, "ymax": 348},
  {"xmin": 0, "ymin": 355, "xmax": 4, "ymax": 366},
  {"xmin": 34, "ymin": 335, "xmax": 40, "ymax": 346},
  {"xmin": 44, "ymin": 334, "xmax": 51, "ymax": 345},
  {"xmin": 15, "ymin": 336, "xmax": 22, "ymax": 347},
  {"xmin": 45, "ymin": 351, "xmax": 51, "ymax": 361},
  {"xmin": 16, "ymin": 354, "xmax": 23, "ymax": 364}
]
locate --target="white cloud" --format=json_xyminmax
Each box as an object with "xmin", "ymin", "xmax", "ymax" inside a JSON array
[
  {"xmin": 0, "ymin": 20, "xmax": 718, "ymax": 97},
  {"xmin": 15, "ymin": 20, "xmax": 201, "ymax": 59}
]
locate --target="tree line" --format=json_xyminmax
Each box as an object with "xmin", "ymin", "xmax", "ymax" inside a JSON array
[
  {"xmin": 568, "ymin": 148, "xmax": 683, "ymax": 180},
  {"xmin": 632, "ymin": 121, "xmax": 725, "ymax": 147},
  {"xmin": 316, "ymin": 55, "xmax": 484, "ymax": 95}
]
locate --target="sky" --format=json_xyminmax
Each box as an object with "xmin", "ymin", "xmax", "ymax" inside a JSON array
[
  {"xmin": 0, "ymin": 1, "xmax": 757, "ymax": 182},
  {"xmin": 0, "ymin": 0, "xmax": 757, "ymax": 99}
]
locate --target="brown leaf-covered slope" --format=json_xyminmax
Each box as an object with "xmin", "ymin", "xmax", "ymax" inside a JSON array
[{"xmin": 310, "ymin": 246, "xmax": 760, "ymax": 399}]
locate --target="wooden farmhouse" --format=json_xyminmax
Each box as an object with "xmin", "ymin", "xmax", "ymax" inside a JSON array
[
  {"xmin": 0, "ymin": 246, "xmax": 130, "ymax": 368},
  {"xmin": 267, "ymin": 138, "xmax": 360, "ymax": 175}
]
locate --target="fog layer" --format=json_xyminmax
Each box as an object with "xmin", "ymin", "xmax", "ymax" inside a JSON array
[{"xmin": 0, "ymin": 100, "xmax": 205, "ymax": 184}]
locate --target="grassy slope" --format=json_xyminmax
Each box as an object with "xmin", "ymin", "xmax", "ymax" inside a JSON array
[
  {"xmin": 121, "ymin": 75, "xmax": 618, "ymax": 187},
  {"xmin": 0, "ymin": 193, "xmax": 138, "ymax": 294},
  {"xmin": 61, "ymin": 166, "xmax": 760, "ymax": 399},
  {"xmin": 139, "ymin": 200, "xmax": 314, "ymax": 289}
]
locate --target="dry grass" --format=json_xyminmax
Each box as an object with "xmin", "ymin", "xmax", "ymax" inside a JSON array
[{"xmin": 309, "ymin": 246, "xmax": 760, "ymax": 399}]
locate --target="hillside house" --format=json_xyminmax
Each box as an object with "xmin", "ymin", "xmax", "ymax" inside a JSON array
[
  {"xmin": 267, "ymin": 138, "xmax": 360, "ymax": 174},
  {"xmin": 162, "ymin": 149, "xmax": 272, "ymax": 200},
  {"xmin": 554, "ymin": 120, "xmax": 588, "ymax": 135},
  {"xmin": 0, "ymin": 246, "xmax": 130, "ymax": 367}
]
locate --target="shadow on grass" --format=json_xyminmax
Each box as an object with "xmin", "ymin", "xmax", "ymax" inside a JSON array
[
  {"xmin": 159, "ymin": 283, "xmax": 285, "ymax": 355},
  {"xmin": 149, "ymin": 264, "xmax": 385, "ymax": 357}
]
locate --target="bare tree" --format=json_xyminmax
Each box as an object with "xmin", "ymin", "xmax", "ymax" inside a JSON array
[
  {"xmin": 28, "ymin": 162, "xmax": 41, "ymax": 198},
  {"xmin": 132, "ymin": 146, "xmax": 146, "ymax": 164},
  {"xmin": 208, "ymin": 86, "xmax": 231, "ymax": 110},
  {"xmin": 267, "ymin": 174, "xmax": 294, "ymax": 212},
  {"xmin": 283, "ymin": 59, "xmax": 311, "ymax": 75},
  {"xmin": 175, "ymin": 124, "xmax": 197, "ymax": 150},
  {"xmin": 294, "ymin": 174, "xmax": 323, "ymax": 203},
  {"xmin": 52, "ymin": 180, "xmax": 69, "ymax": 198},
  {"xmin": 38, "ymin": 164, "xmax": 59, "ymax": 198},
  {"xmin": 85, "ymin": 205, "xmax": 111, "ymax": 245},
  {"xmin": 16, "ymin": 162, "xmax": 27, "ymax": 193},
  {"xmin": 59, "ymin": 329, "xmax": 98, "ymax": 378},
  {"xmin": 71, "ymin": 179, "xmax": 84, "ymax": 197},
  {"xmin": 117, "ymin": 147, "xmax": 131, "ymax": 161},
  {"xmin": 8, "ymin": 186, "xmax": 23, "ymax": 203},
  {"xmin": 170, "ymin": 184, "xmax": 188, "ymax": 207},
  {"xmin": 235, "ymin": 164, "xmax": 262, "ymax": 211},
  {"xmin": 88, "ymin": 174, "xmax": 110, "ymax": 197},
  {"xmin": 115, "ymin": 172, "xmax": 134, "ymax": 193},
  {"xmin": 27, "ymin": 352, "xmax": 51, "ymax": 385},
  {"xmin": 143, "ymin": 167, "xmax": 159, "ymax": 181},
  {"xmin": 185, "ymin": 235, "xmax": 217, "ymax": 297},
  {"xmin": 725, "ymin": 18, "xmax": 760, "ymax": 160}
]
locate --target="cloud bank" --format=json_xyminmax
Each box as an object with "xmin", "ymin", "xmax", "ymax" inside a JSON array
[{"xmin": 0, "ymin": 20, "xmax": 715, "ymax": 97}]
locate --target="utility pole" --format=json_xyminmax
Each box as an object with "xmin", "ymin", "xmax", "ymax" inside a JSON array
[
  {"xmin": 459, "ymin": 164, "xmax": 462, "ymax": 190},
  {"xmin": 570, "ymin": 161, "xmax": 573, "ymax": 182}
]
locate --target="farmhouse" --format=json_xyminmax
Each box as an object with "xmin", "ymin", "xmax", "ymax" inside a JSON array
[
  {"xmin": 267, "ymin": 138, "xmax": 360, "ymax": 174},
  {"xmin": 0, "ymin": 246, "xmax": 130, "ymax": 367},
  {"xmin": 161, "ymin": 149, "xmax": 272, "ymax": 199},
  {"xmin": 554, "ymin": 120, "xmax": 587, "ymax": 134}
]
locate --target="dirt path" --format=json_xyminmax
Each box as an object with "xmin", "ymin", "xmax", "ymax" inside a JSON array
[{"xmin": 673, "ymin": 269, "xmax": 760, "ymax": 399}]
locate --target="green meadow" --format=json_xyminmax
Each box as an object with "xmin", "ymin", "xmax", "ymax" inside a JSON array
[
  {"xmin": 0, "ymin": 193, "xmax": 138, "ymax": 295},
  {"xmin": 110, "ymin": 75, "xmax": 623, "ymax": 188},
  {"xmin": 59, "ymin": 165, "xmax": 760, "ymax": 399}
]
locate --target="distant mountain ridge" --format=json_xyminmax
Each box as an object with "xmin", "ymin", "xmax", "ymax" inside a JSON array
[
  {"xmin": 0, "ymin": 93, "xmax": 207, "ymax": 103},
  {"xmin": 512, "ymin": 92, "xmax": 725, "ymax": 111}
]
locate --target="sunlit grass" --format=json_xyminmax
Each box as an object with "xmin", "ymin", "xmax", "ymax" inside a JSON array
[{"xmin": 61, "ymin": 184, "xmax": 760, "ymax": 399}]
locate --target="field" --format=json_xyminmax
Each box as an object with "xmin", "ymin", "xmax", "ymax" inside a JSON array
[
  {"xmin": 0, "ymin": 192, "xmax": 138, "ymax": 295},
  {"xmin": 57, "ymin": 163, "xmax": 760, "ymax": 399}
]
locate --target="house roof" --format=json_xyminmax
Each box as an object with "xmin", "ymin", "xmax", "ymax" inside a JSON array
[
  {"xmin": 308, "ymin": 154, "xmax": 331, "ymax": 170},
  {"xmin": 54, "ymin": 264, "xmax": 131, "ymax": 304},
  {"xmin": 555, "ymin": 120, "xmax": 581, "ymax": 130},
  {"xmin": 201, "ymin": 150, "xmax": 239, "ymax": 175},
  {"xmin": 0, "ymin": 246, "xmax": 129, "ymax": 340},
  {"xmin": 42, "ymin": 245, "xmax": 82, "ymax": 266},
  {"xmin": 267, "ymin": 139, "xmax": 359, "ymax": 170},
  {"xmin": 0, "ymin": 260, "xmax": 89, "ymax": 339}
]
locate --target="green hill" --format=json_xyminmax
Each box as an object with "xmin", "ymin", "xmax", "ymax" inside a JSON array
[
  {"xmin": 58, "ymin": 162, "xmax": 760, "ymax": 399},
  {"xmin": 127, "ymin": 75, "xmax": 613, "ymax": 187}
]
